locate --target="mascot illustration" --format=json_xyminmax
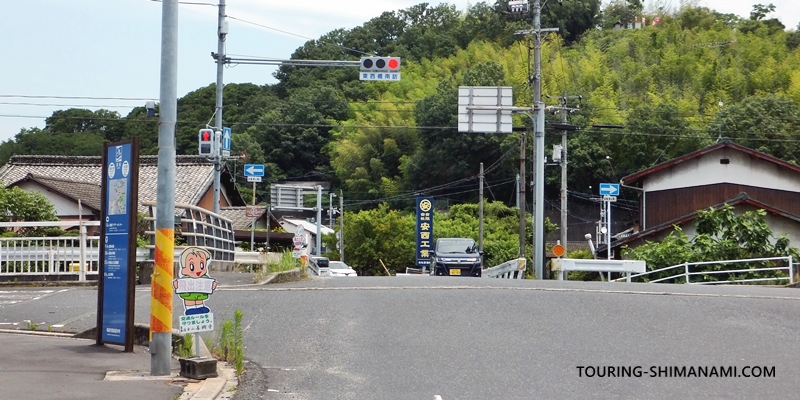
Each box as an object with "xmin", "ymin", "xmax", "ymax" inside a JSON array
[{"xmin": 173, "ymin": 247, "xmax": 217, "ymax": 315}]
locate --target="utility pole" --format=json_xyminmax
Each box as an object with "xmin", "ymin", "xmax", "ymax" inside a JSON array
[
  {"xmin": 546, "ymin": 93, "xmax": 581, "ymax": 254},
  {"xmin": 329, "ymin": 192, "xmax": 336, "ymax": 228},
  {"xmin": 479, "ymin": 162, "xmax": 484, "ymax": 258},
  {"xmin": 512, "ymin": 0, "xmax": 557, "ymax": 279},
  {"xmin": 212, "ymin": 0, "xmax": 227, "ymax": 215},
  {"xmin": 532, "ymin": 0, "xmax": 548, "ymax": 280},
  {"xmin": 152, "ymin": 0, "xmax": 178, "ymax": 376},
  {"xmin": 339, "ymin": 189, "xmax": 344, "ymax": 262}
]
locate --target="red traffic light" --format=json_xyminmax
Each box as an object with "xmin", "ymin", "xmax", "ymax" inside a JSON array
[
  {"xmin": 198, "ymin": 128, "xmax": 214, "ymax": 156},
  {"xmin": 360, "ymin": 57, "xmax": 401, "ymax": 72}
]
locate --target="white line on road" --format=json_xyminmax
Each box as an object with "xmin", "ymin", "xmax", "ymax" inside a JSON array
[
  {"xmin": 434, "ymin": 396, "xmax": 442, "ymax": 400},
  {"xmin": 221, "ymin": 285, "xmax": 800, "ymax": 301}
]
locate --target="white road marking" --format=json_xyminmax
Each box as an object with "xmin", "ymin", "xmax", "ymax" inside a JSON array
[
  {"xmin": 221, "ymin": 285, "xmax": 800, "ymax": 300},
  {"xmin": 434, "ymin": 396, "xmax": 443, "ymax": 400},
  {"xmin": 0, "ymin": 289, "xmax": 62, "ymax": 307}
]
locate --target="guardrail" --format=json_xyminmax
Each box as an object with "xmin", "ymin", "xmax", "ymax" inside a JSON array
[
  {"xmin": 611, "ymin": 256, "xmax": 794, "ymax": 285},
  {"xmin": 482, "ymin": 258, "xmax": 527, "ymax": 279},
  {"xmin": 551, "ymin": 259, "xmax": 646, "ymax": 282}
]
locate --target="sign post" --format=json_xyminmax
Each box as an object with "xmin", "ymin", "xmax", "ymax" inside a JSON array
[
  {"xmin": 292, "ymin": 226, "xmax": 304, "ymax": 258},
  {"xmin": 599, "ymin": 183, "xmax": 619, "ymax": 262},
  {"xmin": 97, "ymin": 138, "xmax": 139, "ymax": 352}
]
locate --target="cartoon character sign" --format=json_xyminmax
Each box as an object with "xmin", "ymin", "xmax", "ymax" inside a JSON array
[{"xmin": 173, "ymin": 247, "xmax": 217, "ymax": 315}]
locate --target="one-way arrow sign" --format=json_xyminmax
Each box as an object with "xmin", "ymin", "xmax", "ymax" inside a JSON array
[
  {"xmin": 244, "ymin": 164, "xmax": 265, "ymax": 177},
  {"xmin": 599, "ymin": 183, "xmax": 619, "ymax": 196},
  {"xmin": 222, "ymin": 127, "xmax": 232, "ymax": 155}
]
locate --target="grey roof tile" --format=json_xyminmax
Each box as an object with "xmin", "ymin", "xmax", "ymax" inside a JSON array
[{"xmin": 0, "ymin": 155, "xmax": 221, "ymax": 213}]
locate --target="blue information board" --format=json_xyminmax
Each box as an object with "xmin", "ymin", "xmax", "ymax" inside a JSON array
[
  {"xmin": 98, "ymin": 140, "xmax": 138, "ymax": 349},
  {"xmin": 415, "ymin": 197, "xmax": 434, "ymax": 267}
]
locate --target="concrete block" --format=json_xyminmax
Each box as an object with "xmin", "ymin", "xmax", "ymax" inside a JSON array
[{"xmin": 179, "ymin": 357, "xmax": 218, "ymax": 380}]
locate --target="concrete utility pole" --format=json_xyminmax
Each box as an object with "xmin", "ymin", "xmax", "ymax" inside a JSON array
[
  {"xmin": 316, "ymin": 185, "xmax": 322, "ymax": 256},
  {"xmin": 339, "ymin": 189, "xmax": 344, "ymax": 262},
  {"xmin": 532, "ymin": 0, "xmax": 547, "ymax": 279},
  {"xmin": 546, "ymin": 93, "xmax": 581, "ymax": 253},
  {"xmin": 212, "ymin": 0, "xmax": 227, "ymax": 214},
  {"xmin": 511, "ymin": 0, "xmax": 557, "ymax": 278},
  {"xmin": 152, "ymin": 0, "xmax": 178, "ymax": 376},
  {"xmin": 479, "ymin": 162, "xmax": 484, "ymax": 257}
]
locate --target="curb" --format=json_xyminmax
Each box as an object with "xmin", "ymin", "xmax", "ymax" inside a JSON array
[{"xmin": 0, "ymin": 328, "xmax": 75, "ymax": 338}]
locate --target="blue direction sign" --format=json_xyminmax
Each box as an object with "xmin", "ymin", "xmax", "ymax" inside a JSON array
[
  {"xmin": 599, "ymin": 183, "xmax": 620, "ymax": 196},
  {"xmin": 244, "ymin": 164, "xmax": 265, "ymax": 177},
  {"xmin": 221, "ymin": 127, "xmax": 231, "ymax": 158}
]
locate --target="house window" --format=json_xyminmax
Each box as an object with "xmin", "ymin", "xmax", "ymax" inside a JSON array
[{"xmin": 720, "ymin": 158, "xmax": 730, "ymax": 165}]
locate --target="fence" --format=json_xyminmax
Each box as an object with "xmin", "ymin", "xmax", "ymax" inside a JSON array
[
  {"xmin": 611, "ymin": 256, "xmax": 794, "ymax": 285},
  {"xmin": 0, "ymin": 221, "xmax": 101, "ymax": 281}
]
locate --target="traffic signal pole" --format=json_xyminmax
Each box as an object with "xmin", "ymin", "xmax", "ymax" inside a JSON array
[{"xmin": 212, "ymin": 0, "xmax": 227, "ymax": 215}]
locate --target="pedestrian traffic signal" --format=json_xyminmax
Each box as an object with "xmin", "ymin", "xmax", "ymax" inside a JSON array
[
  {"xmin": 360, "ymin": 57, "xmax": 401, "ymax": 72},
  {"xmin": 198, "ymin": 129, "xmax": 214, "ymax": 156}
]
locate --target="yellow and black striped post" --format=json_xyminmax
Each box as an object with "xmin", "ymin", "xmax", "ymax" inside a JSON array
[{"xmin": 151, "ymin": 228, "xmax": 174, "ymax": 338}]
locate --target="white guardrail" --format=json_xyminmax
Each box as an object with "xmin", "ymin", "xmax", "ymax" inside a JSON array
[
  {"xmin": 482, "ymin": 258, "xmax": 527, "ymax": 279},
  {"xmin": 551, "ymin": 258, "xmax": 646, "ymax": 282},
  {"xmin": 610, "ymin": 256, "xmax": 794, "ymax": 285}
]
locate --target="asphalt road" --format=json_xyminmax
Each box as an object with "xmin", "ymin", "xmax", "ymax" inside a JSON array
[{"xmin": 3, "ymin": 277, "xmax": 800, "ymax": 399}]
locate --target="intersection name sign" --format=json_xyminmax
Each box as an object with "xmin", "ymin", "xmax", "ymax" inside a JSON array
[{"xmin": 360, "ymin": 72, "xmax": 401, "ymax": 81}]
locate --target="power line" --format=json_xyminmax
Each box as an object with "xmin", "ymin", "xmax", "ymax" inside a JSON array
[{"xmin": 0, "ymin": 94, "xmax": 156, "ymax": 101}]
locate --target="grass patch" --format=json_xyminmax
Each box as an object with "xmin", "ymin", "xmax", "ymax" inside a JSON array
[
  {"xmin": 207, "ymin": 309, "xmax": 245, "ymax": 376},
  {"xmin": 253, "ymin": 251, "xmax": 304, "ymax": 283},
  {"xmin": 176, "ymin": 333, "xmax": 194, "ymax": 358}
]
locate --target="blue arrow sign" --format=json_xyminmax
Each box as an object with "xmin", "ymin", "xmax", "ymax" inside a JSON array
[
  {"xmin": 244, "ymin": 164, "xmax": 265, "ymax": 177},
  {"xmin": 222, "ymin": 127, "xmax": 231, "ymax": 151},
  {"xmin": 599, "ymin": 183, "xmax": 620, "ymax": 196}
]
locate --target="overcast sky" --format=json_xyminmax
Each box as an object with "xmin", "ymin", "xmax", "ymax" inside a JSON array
[{"xmin": 1, "ymin": 0, "xmax": 797, "ymax": 143}]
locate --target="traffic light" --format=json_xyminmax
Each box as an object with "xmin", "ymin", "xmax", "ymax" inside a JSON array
[
  {"xmin": 198, "ymin": 128, "xmax": 214, "ymax": 156},
  {"xmin": 360, "ymin": 57, "xmax": 401, "ymax": 73}
]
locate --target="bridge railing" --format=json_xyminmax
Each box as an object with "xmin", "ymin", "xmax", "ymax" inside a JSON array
[
  {"xmin": 482, "ymin": 258, "xmax": 527, "ymax": 279},
  {"xmin": 141, "ymin": 201, "xmax": 236, "ymax": 271},
  {"xmin": 0, "ymin": 220, "xmax": 101, "ymax": 281}
]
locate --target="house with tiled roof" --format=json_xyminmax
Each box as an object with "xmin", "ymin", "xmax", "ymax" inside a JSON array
[
  {"xmin": 605, "ymin": 141, "xmax": 800, "ymax": 258},
  {"xmin": 0, "ymin": 155, "xmax": 246, "ymax": 221}
]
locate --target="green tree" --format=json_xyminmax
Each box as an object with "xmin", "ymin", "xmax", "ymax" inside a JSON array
[{"xmin": 707, "ymin": 95, "xmax": 800, "ymax": 164}]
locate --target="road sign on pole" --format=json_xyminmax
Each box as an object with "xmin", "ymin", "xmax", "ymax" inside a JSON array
[
  {"xmin": 457, "ymin": 86, "xmax": 513, "ymax": 134},
  {"xmin": 243, "ymin": 164, "xmax": 265, "ymax": 177},
  {"xmin": 245, "ymin": 205, "xmax": 264, "ymax": 218},
  {"xmin": 599, "ymin": 183, "xmax": 620, "ymax": 196},
  {"xmin": 221, "ymin": 127, "xmax": 231, "ymax": 158}
]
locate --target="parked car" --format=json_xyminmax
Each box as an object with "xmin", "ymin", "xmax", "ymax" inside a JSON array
[
  {"xmin": 429, "ymin": 237, "xmax": 483, "ymax": 277},
  {"xmin": 328, "ymin": 261, "xmax": 358, "ymax": 277}
]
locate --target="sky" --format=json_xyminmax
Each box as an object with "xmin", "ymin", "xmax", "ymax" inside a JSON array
[{"xmin": 1, "ymin": 0, "xmax": 798, "ymax": 143}]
